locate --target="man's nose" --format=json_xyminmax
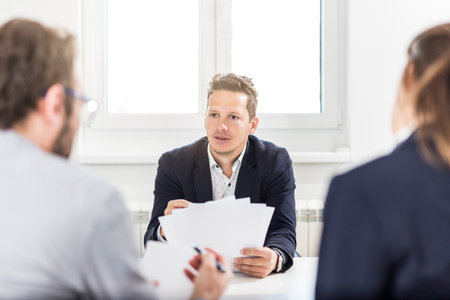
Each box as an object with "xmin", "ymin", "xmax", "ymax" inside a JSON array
[{"xmin": 217, "ymin": 120, "xmax": 228, "ymax": 131}]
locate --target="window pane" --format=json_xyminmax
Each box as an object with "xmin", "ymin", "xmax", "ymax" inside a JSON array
[
  {"xmin": 231, "ymin": 0, "xmax": 321, "ymax": 113},
  {"xmin": 107, "ymin": 0, "xmax": 199, "ymax": 114}
]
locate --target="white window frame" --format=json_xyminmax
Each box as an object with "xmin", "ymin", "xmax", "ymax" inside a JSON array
[
  {"xmin": 77, "ymin": 0, "xmax": 347, "ymax": 159},
  {"xmin": 215, "ymin": 0, "xmax": 343, "ymax": 129},
  {"xmin": 80, "ymin": 0, "xmax": 344, "ymax": 129}
]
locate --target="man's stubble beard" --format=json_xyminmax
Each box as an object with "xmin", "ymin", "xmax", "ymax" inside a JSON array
[{"xmin": 51, "ymin": 115, "xmax": 76, "ymax": 159}]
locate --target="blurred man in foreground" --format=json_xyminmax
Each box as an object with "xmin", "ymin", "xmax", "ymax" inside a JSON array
[{"xmin": 0, "ymin": 18, "xmax": 231, "ymax": 299}]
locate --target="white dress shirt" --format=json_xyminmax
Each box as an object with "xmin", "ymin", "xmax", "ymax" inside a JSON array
[
  {"xmin": 157, "ymin": 143, "xmax": 246, "ymax": 242},
  {"xmin": 208, "ymin": 143, "xmax": 246, "ymax": 200}
]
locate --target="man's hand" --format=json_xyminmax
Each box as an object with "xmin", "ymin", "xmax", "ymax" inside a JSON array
[
  {"xmin": 160, "ymin": 199, "xmax": 190, "ymax": 239},
  {"xmin": 185, "ymin": 247, "xmax": 233, "ymax": 300},
  {"xmin": 164, "ymin": 199, "xmax": 190, "ymax": 216},
  {"xmin": 233, "ymin": 247, "xmax": 278, "ymax": 278}
]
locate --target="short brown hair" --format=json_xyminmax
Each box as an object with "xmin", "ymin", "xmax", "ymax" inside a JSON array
[
  {"xmin": 207, "ymin": 73, "xmax": 258, "ymax": 119},
  {"xmin": 0, "ymin": 18, "xmax": 76, "ymax": 128}
]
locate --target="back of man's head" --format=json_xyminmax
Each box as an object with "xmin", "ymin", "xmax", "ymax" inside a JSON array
[{"xmin": 0, "ymin": 18, "xmax": 75, "ymax": 129}]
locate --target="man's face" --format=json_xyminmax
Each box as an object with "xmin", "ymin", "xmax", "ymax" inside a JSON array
[
  {"xmin": 205, "ymin": 90, "xmax": 258, "ymax": 160},
  {"xmin": 51, "ymin": 99, "xmax": 81, "ymax": 158}
]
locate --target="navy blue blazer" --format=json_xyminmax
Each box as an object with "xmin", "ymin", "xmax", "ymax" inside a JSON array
[
  {"xmin": 144, "ymin": 135, "xmax": 297, "ymax": 272},
  {"xmin": 316, "ymin": 133, "xmax": 450, "ymax": 299}
]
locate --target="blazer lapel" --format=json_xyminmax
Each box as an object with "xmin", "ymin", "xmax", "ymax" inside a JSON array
[
  {"xmin": 235, "ymin": 139, "xmax": 257, "ymax": 200},
  {"xmin": 193, "ymin": 141, "xmax": 213, "ymax": 203}
]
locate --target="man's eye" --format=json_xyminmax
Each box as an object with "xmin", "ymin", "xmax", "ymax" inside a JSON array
[
  {"xmin": 231, "ymin": 115, "xmax": 239, "ymax": 120},
  {"xmin": 209, "ymin": 113, "xmax": 218, "ymax": 117}
]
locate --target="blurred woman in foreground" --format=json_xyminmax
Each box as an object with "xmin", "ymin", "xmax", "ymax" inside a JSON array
[{"xmin": 316, "ymin": 24, "xmax": 450, "ymax": 299}]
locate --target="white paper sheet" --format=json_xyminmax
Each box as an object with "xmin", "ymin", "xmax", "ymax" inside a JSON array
[
  {"xmin": 158, "ymin": 214, "xmax": 176, "ymax": 243},
  {"xmin": 143, "ymin": 198, "xmax": 276, "ymax": 299},
  {"xmin": 158, "ymin": 197, "xmax": 275, "ymax": 263},
  {"xmin": 141, "ymin": 241, "xmax": 196, "ymax": 299}
]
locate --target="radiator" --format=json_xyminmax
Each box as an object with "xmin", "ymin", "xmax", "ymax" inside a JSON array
[{"xmin": 296, "ymin": 200, "xmax": 324, "ymax": 257}]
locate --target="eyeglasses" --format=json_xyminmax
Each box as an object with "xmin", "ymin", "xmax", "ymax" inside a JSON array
[
  {"xmin": 42, "ymin": 86, "xmax": 99, "ymax": 126},
  {"xmin": 64, "ymin": 87, "xmax": 99, "ymax": 126}
]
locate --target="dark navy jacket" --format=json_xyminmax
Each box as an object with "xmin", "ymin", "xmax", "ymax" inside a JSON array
[
  {"xmin": 316, "ymin": 133, "xmax": 450, "ymax": 299},
  {"xmin": 144, "ymin": 135, "xmax": 297, "ymax": 272}
]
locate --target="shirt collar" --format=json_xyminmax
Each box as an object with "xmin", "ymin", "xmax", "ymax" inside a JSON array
[{"xmin": 207, "ymin": 142, "xmax": 247, "ymax": 169}]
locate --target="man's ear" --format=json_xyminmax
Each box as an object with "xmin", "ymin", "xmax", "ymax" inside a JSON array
[
  {"xmin": 249, "ymin": 117, "xmax": 259, "ymax": 134},
  {"xmin": 39, "ymin": 83, "xmax": 66, "ymax": 127}
]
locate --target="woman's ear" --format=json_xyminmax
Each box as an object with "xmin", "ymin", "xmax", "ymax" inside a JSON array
[
  {"xmin": 403, "ymin": 62, "xmax": 416, "ymax": 91},
  {"xmin": 392, "ymin": 63, "xmax": 416, "ymax": 134}
]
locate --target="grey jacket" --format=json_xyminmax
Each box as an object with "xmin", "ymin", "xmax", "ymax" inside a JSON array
[{"xmin": 0, "ymin": 130, "xmax": 155, "ymax": 299}]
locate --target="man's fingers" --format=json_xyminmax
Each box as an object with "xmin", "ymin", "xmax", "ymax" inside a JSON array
[
  {"xmin": 234, "ymin": 256, "xmax": 267, "ymax": 268},
  {"xmin": 149, "ymin": 279, "xmax": 159, "ymax": 287},
  {"xmin": 184, "ymin": 268, "xmax": 195, "ymax": 283},
  {"xmin": 200, "ymin": 252, "xmax": 217, "ymax": 269},
  {"xmin": 234, "ymin": 248, "xmax": 276, "ymax": 278},
  {"xmin": 168, "ymin": 199, "xmax": 190, "ymax": 208},
  {"xmin": 240, "ymin": 247, "xmax": 267, "ymax": 257},
  {"xmin": 165, "ymin": 199, "xmax": 191, "ymax": 215},
  {"xmin": 160, "ymin": 227, "xmax": 166, "ymax": 239},
  {"xmin": 235, "ymin": 264, "xmax": 268, "ymax": 278},
  {"xmin": 240, "ymin": 269, "xmax": 266, "ymax": 278},
  {"xmin": 189, "ymin": 255, "xmax": 202, "ymax": 270}
]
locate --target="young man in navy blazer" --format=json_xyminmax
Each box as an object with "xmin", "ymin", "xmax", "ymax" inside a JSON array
[{"xmin": 144, "ymin": 73, "xmax": 297, "ymax": 278}]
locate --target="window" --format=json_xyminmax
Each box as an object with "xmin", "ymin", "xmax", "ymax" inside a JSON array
[
  {"xmin": 231, "ymin": 0, "xmax": 321, "ymax": 114},
  {"xmin": 79, "ymin": 0, "xmax": 345, "ymax": 157},
  {"xmin": 106, "ymin": 0, "xmax": 321, "ymax": 115},
  {"xmin": 83, "ymin": 0, "xmax": 341, "ymax": 128},
  {"xmin": 107, "ymin": 0, "xmax": 199, "ymax": 114}
]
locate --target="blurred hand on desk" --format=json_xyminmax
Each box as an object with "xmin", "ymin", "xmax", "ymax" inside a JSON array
[{"xmin": 185, "ymin": 247, "xmax": 233, "ymax": 300}]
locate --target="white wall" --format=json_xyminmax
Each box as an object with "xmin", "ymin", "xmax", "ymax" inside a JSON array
[
  {"xmin": 0, "ymin": 0, "xmax": 79, "ymax": 37},
  {"xmin": 3, "ymin": 0, "xmax": 450, "ymax": 257},
  {"xmin": 347, "ymin": 0, "xmax": 450, "ymax": 163}
]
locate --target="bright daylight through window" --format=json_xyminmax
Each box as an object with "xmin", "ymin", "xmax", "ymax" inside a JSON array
[
  {"xmin": 107, "ymin": 0, "xmax": 199, "ymax": 114},
  {"xmin": 106, "ymin": 0, "xmax": 320, "ymax": 115},
  {"xmin": 231, "ymin": 0, "xmax": 321, "ymax": 113}
]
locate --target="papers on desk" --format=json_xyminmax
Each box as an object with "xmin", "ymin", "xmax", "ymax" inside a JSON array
[
  {"xmin": 141, "ymin": 241, "xmax": 195, "ymax": 299},
  {"xmin": 141, "ymin": 197, "xmax": 275, "ymax": 299},
  {"xmin": 158, "ymin": 196, "xmax": 275, "ymax": 260}
]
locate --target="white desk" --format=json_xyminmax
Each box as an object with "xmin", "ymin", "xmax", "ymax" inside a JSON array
[{"xmin": 223, "ymin": 257, "xmax": 318, "ymax": 300}]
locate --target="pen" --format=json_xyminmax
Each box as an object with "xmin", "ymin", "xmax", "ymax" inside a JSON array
[{"xmin": 192, "ymin": 245, "xmax": 227, "ymax": 273}]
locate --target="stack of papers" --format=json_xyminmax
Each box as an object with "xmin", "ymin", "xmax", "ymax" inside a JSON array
[
  {"xmin": 141, "ymin": 197, "xmax": 275, "ymax": 299},
  {"xmin": 158, "ymin": 196, "xmax": 275, "ymax": 260},
  {"xmin": 141, "ymin": 241, "xmax": 195, "ymax": 299}
]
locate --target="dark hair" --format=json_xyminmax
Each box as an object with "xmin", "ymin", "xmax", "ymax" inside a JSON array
[
  {"xmin": 207, "ymin": 73, "xmax": 258, "ymax": 119},
  {"xmin": 406, "ymin": 24, "xmax": 450, "ymax": 167},
  {"xmin": 0, "ymin": 18, "xmax": 76, "ymax": 128}
]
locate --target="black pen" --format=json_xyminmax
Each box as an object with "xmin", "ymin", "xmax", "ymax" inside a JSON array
[{"xmin": 192, "ymin": 245, "xmax": 227, "ymax": 273}]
